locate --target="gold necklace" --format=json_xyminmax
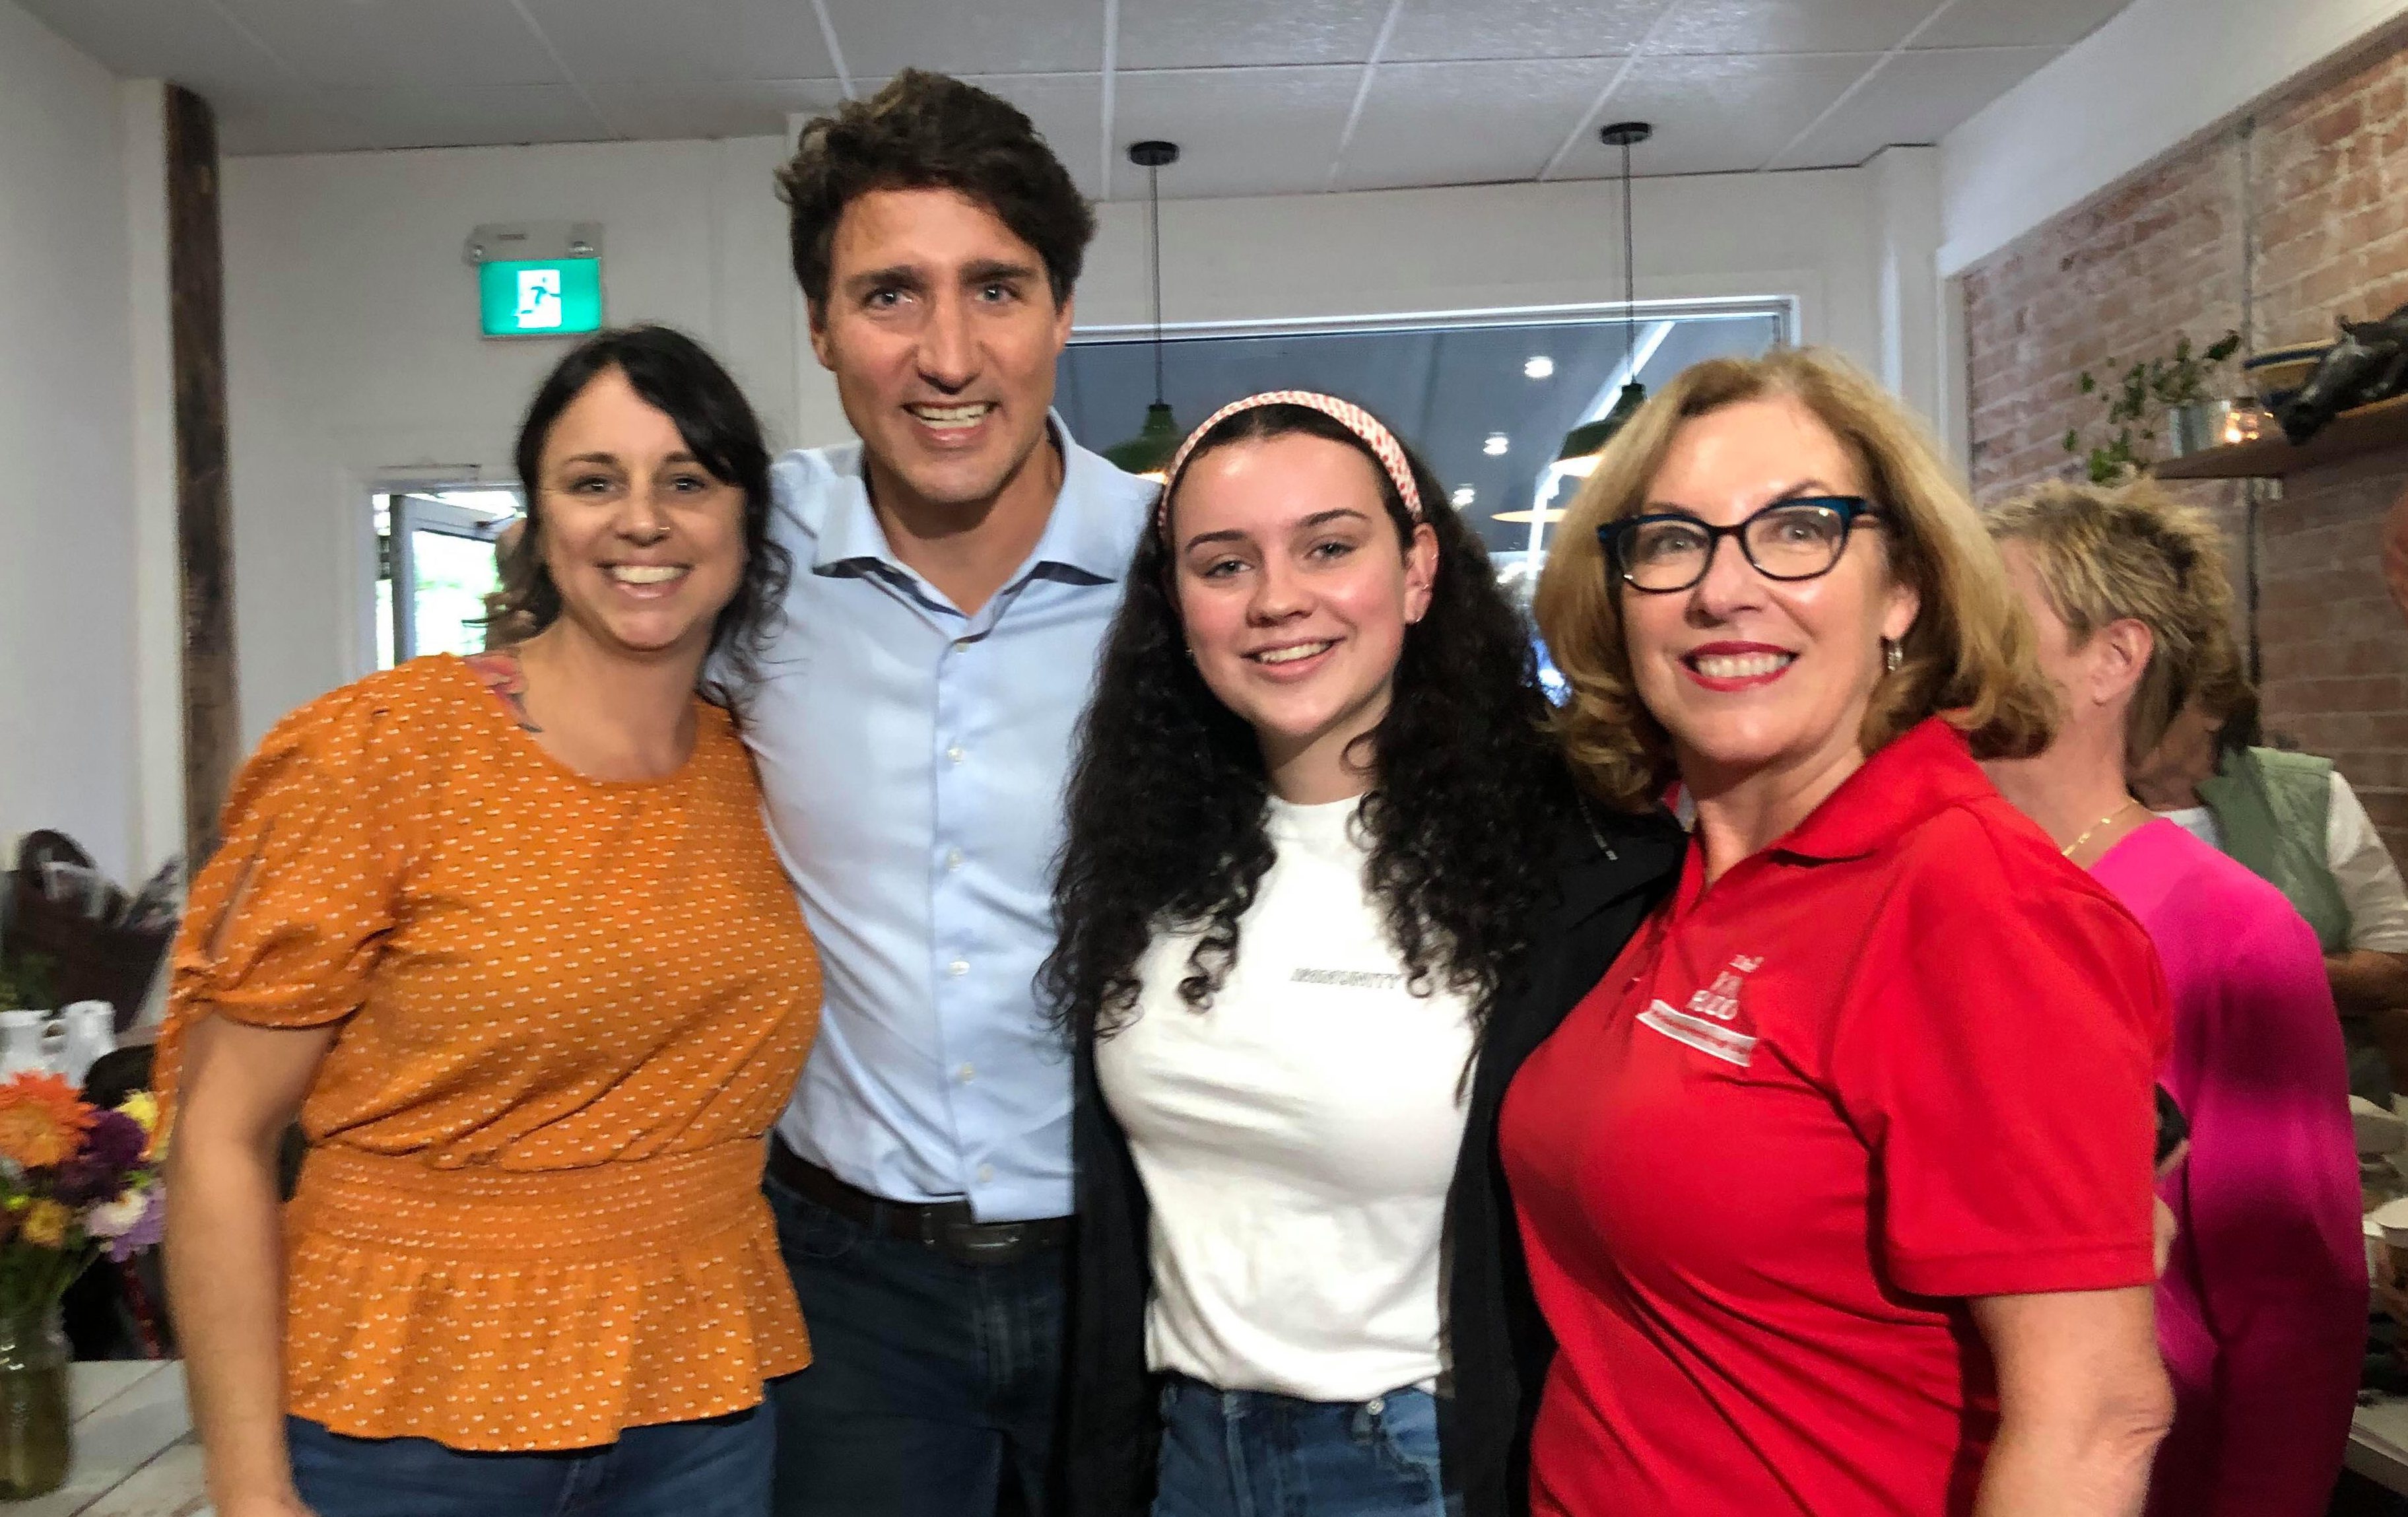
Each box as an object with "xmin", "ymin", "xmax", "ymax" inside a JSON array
[{"xmin": 2062, "ymin": 797, "xmax": 2141, "ymax": 858}]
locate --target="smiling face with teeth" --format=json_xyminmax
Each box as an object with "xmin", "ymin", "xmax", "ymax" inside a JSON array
[
  {"xmin": 811, "ymin": 187, "xmax": 1073, "ymax": 539},
  {"xmin": 1621, "ymin": 393, "xmax": 1919, "ymax": 814},
  {"xmin": 532, "ymin": 366, "xmax": 747, "ymax": 666},
  {"xmin": 1169, "ymin": 433, "xmax": 1437, "ymax": 803}
]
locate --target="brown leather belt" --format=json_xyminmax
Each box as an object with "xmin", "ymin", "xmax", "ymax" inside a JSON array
[{"xmin": 767, "ymin": 1136, "xmax": 1071, "ymax": 1267}]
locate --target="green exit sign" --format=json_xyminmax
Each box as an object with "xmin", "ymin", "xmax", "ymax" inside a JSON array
[{"xmin": 479, "ymin": 258, "xmax": 602, "ymax": 338}]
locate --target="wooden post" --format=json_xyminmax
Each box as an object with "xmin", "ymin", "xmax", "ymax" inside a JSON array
[{"xmin": 165, "ymin": 85, "xmax": 238, "ymax": 868}]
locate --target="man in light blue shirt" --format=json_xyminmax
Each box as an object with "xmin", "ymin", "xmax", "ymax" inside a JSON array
[{"xmin": 749, "ymin": 71, "xmax": 1153, "ymax": 1517}]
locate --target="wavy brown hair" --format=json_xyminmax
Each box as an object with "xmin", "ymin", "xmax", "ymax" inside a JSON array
[
  {"xmin": 1533, "ymin": 347, "xmax": 2056, "ymax": 809},
  {"xmin": 1043, "ymin": 403, "xmax": 1580, "ymax": 1042},
  {"xmin": 778, "ymin": 70, "xmax": 1094, "ymax": 312}
]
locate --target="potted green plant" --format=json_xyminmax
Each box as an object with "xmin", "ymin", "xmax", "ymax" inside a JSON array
[{"xmin": 2061, "ymin": 331, "xmax": 2244, "ymax": 482}]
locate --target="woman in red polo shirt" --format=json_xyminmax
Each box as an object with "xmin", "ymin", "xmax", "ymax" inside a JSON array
[{"xmin": 1513, "ymin": 347, "xmax": 2175, "ymax": 1516}]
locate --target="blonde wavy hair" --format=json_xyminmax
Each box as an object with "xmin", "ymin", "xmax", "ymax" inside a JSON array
[
  {"xmin": 1533, "ymin": 347, "xmax": 2056, "ymax": 810},
  {"xmin": 1986, "ymin": 478, "xmax": 2240, "ymax": 767}
]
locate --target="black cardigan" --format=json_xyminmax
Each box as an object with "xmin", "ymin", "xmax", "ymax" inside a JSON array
[{"xmin": 1063, "ymin": 802, "xmax": 1685, "ymax": 1517}]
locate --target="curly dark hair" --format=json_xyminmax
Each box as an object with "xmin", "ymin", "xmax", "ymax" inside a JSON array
[
  {"xmin": 1042, "ymin": 403, "xmax": 1582, "ymax": 1047},
  {"xmin": 494, "ymin": 323, "xmax": 791, "ymax": 708},
  {"xmin": 778, "ymin": 69, "xmax": 1094, "ymax": 312}
]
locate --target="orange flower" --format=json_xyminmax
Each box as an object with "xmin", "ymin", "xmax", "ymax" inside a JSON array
[{"xmin": 0, "ymin": 1073, "xmax": 92, "ymax": 1169}]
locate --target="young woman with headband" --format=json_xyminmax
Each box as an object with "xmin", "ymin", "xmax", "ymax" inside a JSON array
[{"xmin": 1048, "ymin": 392, "xmax": 1683, "ymax": 1517}]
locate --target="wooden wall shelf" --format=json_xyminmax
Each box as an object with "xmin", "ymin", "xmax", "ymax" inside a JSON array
[{"xmin": 2155, "ymin": 393, "xmax": 2408, "ymax": 480}]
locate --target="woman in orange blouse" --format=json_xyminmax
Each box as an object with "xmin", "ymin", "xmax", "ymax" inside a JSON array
[{"xmin": 161, "ymin": 325, "xmax": 820, "ymax": 1517}]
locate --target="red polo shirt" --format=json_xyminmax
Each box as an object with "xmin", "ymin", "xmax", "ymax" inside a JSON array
[{"xmin": 1502, "ymin": 718, "xmax": 2171, "ymax": 1517}]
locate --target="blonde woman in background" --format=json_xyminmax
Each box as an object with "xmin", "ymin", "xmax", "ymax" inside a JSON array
[{"xmin": 1985, "ymin": 479, "xmax": 2361, "ymax": 1517}]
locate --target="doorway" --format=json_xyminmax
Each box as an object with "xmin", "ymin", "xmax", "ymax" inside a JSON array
[{"xmin": 373, "ymin": 486, "xmax": 522, "ymax": 669}]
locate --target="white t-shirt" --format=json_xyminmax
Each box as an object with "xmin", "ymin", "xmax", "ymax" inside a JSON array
[
  {"xmin": 2157, "ymin": 771, "xmax": 2408, "ymax": 953},
  {"xmin": 1094, "ymin": 794, "xmax": 1475, "ymax": 1402}
]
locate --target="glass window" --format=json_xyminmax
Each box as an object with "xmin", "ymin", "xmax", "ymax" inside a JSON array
[{"xmin": 1056, "ymin": 302, "xmax": 1789, "ymax": 591}]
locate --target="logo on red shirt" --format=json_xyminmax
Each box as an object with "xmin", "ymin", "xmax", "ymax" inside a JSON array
[{"xmin": 1638, "ymin": 953, "xmax": 1763, "ymax": 1066}]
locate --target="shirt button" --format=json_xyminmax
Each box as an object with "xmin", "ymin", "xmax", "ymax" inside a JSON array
[
  {"xmin": 957, "ymin": 1063, "xmax": 975, "ymax": 1083},
  {"xmin": 946, "ymin": 848, "xmax": 964, "ymax": 872},
  {"xmin": 949, "ymin": 959, "xmax": 969, "ymax": 978},
  {"xmin": 947, "ymin": 744, "xmax": 966, "ymax": 764},
  {"xmin": 976, "ymin": 1164, "xmax": 995, "ymax": 1184},
  {"xmin": 953, "ymin": 637, "xmax": 972, "ymax": 652}
]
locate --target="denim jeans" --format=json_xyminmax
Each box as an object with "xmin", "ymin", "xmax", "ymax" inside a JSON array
[
  {"xmin": 762, "ymin": 1169, "xmax": 1069, "ymax": 1517},
  {"xmin": 287, "ymin": 1405, "xmax": 771, "ymax": 1517},
  {"xmin": 1152, "ymin": 1376, "xmax": 1456, "ymax": 1517}
]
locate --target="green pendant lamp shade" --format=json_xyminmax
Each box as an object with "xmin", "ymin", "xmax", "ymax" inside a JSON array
[
  {"xmin": 1555, "ymin": 382, "xmax": 1648, "ymax": 463},
  {"xmin": 1103, "ymin": 401, "xmax": 1184, "ymax": 476},
  {"xmin": 1555, "ymin": 122, "xmax": 1654, "ymax": 468},
  {"xmin": 1108, "ymin": 141, "xmax": 1182, "ymax": 480}
]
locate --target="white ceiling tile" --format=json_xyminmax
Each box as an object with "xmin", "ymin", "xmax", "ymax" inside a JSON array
[
  {"xmin": 14, "ymin": 0, "xmax": 288, "ymax": 93},
  {"xmin": 823, "ymin": 0, "xmax": 1103, "ymax": 79},
  {"xmin": 211, "ymin": 0, "xmax": 557, "ymax": 87},
  {"xmin": 1384, "ymin": 0, "xmax": 1667, "ymax": 64},
  {"xmin": 731, "ymin": 0, "xmax": 846, "ymax": 81},
  {"xmin": 1771, "ymin": 45, "xmax": 2059, "ymax": 168},
  {"xmin": 1110, "ymin": 66, "xmax": 1360, "ymax": 198},
  {"xmin": 603, "ymin": 79, "xmax": 848, "ymax": 142},
  {"xmin": 1916, "ymin": 0, "xmax": 2133, "ymax": 48},
  {"xmin": 957, "ymin": 73, "xmax": 1108, "ymax": 201},
  {"xmin": 508, "ymin": 0, "xmax": 832, "ymax": 83},
  {"xmin": 209, "ymin": 85, "xmax": 377, "ymax": 155},
  {"xmin": 1555, "ymin": 51, "xmax": 1873, "ymax": 176},
  {"xmin": 1335, "ymin": 58, "xmax": 1623, "ymax": 191},
  {"xmin": 230, "ymin": 84, "xmax": 613, "ymax": 155},
  {"xmin": 1650, "ymin": 0, "xmax": 1939, "ymax": 55},
  {"xmin": 514, "ymin": 0, "xmax": 727, "ymax": 84},
  {"xmin": 1118, "ymin": 0, "xmax": 1388, "ymax": 69}
]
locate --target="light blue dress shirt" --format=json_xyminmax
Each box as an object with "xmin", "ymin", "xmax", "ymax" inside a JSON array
[{"xmin": 745, "ymin": 420, "xmax": 1153, "ymax": 1221}]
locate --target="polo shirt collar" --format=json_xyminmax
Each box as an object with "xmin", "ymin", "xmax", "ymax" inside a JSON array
[
  {"xmin": 1770, "ymin": 716, "xmax": 1996, "ymax": 864},
  {"xmin": 811, "ymin": 411, "xmax": 1138, "ymax": 584}
]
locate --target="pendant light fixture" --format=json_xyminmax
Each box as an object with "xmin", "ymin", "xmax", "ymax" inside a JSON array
[
  {"xmin": 1555, "ymin": 121, "xmax": 1654, "ymax": 465},
  {"xmin": 1102, "ymin": 140, "xmax": 1184, "ymax": 481}
]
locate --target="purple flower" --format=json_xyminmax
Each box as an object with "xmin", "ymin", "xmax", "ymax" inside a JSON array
[
  {"xmin": 51, "ymin": 1112, "xmax": 145, "ymax": 1207},
  {"xmin": 101, "ymin": 1187, "xmax": 162, "ymax": 1264}
]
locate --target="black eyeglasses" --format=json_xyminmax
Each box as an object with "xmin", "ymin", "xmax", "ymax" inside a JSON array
[{"xmin": 1600, "ymin": 496, "xmax": 1885, "ymax": 593}]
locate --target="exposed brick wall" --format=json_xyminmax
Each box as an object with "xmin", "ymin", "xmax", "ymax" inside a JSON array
[{"xmin": 1962, "ymin": 25, "xmax": 2408, "ymax": 860}]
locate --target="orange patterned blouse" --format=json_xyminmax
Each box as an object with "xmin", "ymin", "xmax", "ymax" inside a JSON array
[{"xmin": 159, "ymin": 654, "xmax": 822, "ymax": 1452}]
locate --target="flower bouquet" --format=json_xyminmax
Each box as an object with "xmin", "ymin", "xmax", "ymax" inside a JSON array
[{"xmin": 0, "ymin": 1072, "xmax": 162, "ymax": 1498}]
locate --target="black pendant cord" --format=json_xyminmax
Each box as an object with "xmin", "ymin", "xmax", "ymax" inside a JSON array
[
  {"xmin": 1148, "ymin": 161, "xmax": 1165, "ymax": 407},
  {"xmin": 1621, "ymin": 135, "xmax": 1636, "ymax": 380}
]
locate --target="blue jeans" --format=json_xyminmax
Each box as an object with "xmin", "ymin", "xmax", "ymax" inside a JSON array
[
  {"xmin": 1152, "ymin": 1376, "xmax": 1456, "ymax": 1517},
  {"xmin": 287, "ymin": 1405, "xmax": 771, "ymax": 1517},
  {"xmin": 762, "ymin": 1170, "xmax": 1068, "ymax": 1517}
]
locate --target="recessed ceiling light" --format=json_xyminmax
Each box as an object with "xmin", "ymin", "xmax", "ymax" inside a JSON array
[
  {"xmin": 1452, "ymin": 485, "xmax": 1477, "ymax": 507},
  {"xmin": 1524, "ymin": 356, "xmax": 1555, "ymax": 380},
  {"xmin": 1483, "ymin": 433, "xmax": 1510, "ymax": 457}
]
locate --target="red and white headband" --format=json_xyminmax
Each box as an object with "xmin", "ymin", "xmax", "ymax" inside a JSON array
[{"xmin": 1155, "ymin": 390, "xmax": 1424, "ymax": 537}]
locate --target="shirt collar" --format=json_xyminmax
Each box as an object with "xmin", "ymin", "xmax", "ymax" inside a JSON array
[
  {"xmin": 811, "ymin": 411, "xmax": 1146, "ymax": 584},
  {"xmin": 1770, "ymin": 716, "xmax": 1997, "ymax": 864}
]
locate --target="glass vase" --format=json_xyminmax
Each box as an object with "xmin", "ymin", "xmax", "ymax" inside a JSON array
[{"xmin": 0, "ymin": 1302, "xmax": 69, "ymax": 1498}]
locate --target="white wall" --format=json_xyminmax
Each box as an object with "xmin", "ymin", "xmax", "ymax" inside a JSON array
[
  {"xmin": 220, "ymin": 135, "xmax": 800, "ymax": 745},
  {"xmin": 1939, "ymin": 0, "xmax": 2408, "ymax": 275},
  {"xmin": 0, "ymin": 1, "xmax": 143, "ymax": 879},
  {"xmin": 793, "ymin": 160, "xmax": 1904, "ymax": 450}
]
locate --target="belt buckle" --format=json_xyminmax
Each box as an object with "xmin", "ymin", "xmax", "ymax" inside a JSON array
[{"xmin": 944, "ymin": 1221, "xmax": 1027, "ymax": 1266}]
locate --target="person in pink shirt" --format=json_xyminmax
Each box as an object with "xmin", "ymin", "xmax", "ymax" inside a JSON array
[{"xmin": 1986, "ymin": 478, "xmax": 2364, "ymax": 1517}]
